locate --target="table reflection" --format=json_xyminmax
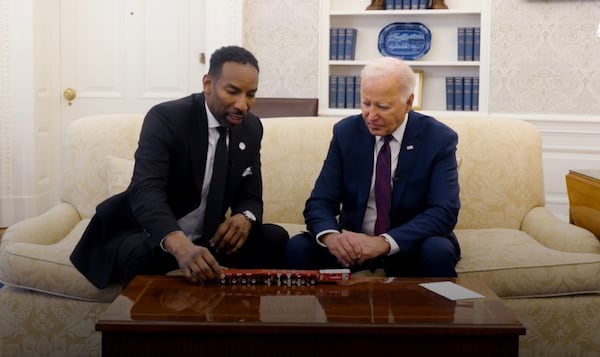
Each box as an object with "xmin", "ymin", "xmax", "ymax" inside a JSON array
[{"xmin": 130, "ymin": 278, "xmax": 464, "ymax": 324}]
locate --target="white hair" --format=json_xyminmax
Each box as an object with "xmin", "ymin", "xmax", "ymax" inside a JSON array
[{"xmin": 360, "ymin": 57, "xmax": 415, "ymax": 100}]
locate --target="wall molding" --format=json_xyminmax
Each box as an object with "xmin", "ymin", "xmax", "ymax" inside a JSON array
[
  {"xmin": 489, "ymin": 112, "xmax": 600, "ymax": 123},
  {"xmin": 543, "ymin": 145, "xmax": 600, "ymax": 155}
]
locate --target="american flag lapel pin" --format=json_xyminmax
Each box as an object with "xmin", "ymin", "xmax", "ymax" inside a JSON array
[{"xmin": 406, "ymin": 145, "xmax": 414, "ymax": 151}]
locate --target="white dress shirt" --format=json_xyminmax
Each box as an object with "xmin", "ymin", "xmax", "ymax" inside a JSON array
[{"xmin": 316, "ymin": 115, "xmax": 409, "ymax": 255}]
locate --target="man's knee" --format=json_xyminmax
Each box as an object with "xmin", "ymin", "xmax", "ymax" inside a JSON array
[
  {"xmin": 260, "ymin": 223, "xmax": 290, "ymax": 247},
  {"xmin": 116, "ymin": 232, "xmax": 153, "ymax": 286},
  {"xmin": 284, "ymin": 232, "xmax": 317, "ymax": 269},
  {"xmin": 419, "ymin": 236, "xmax": 460, "ymax": 277}
]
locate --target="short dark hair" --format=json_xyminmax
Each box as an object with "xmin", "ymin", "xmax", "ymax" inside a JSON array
[{"xmin": 208, "ymin": 46, "xmax": 259, "ymax": 78}]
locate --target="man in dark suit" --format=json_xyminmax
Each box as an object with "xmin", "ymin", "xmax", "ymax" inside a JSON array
[
  {"xmin": 285, "ymin": 57, "xmax": 461, "ymax": 277},
  {"xmin": 71, "ymin": 46, "xmax": 288, "ymax": 289}
]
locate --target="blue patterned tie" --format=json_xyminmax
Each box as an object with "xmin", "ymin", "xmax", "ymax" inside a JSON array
[{"xmin": 374, "ymin": 135, "xmax": 393, "ymax": 235}]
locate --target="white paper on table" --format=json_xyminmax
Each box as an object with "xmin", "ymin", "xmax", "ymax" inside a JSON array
[{"xmin": 419, "ymin": 281, "xmax": 485, "ymax": 301}]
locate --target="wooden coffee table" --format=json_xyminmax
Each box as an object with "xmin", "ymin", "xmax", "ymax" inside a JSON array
[{"xmin": 97, "ymin": 275, "xmax": 525, "ymax": 356}]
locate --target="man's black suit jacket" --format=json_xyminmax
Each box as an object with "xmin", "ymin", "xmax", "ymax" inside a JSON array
[{"xmin": 70, "ymin": 93, "xmax": 264, "ymax": 289}]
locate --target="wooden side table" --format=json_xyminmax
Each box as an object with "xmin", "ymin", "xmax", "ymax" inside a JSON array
[{"xmin": 566, "ymin": 169, "xmax": 600, "ymax": 240}]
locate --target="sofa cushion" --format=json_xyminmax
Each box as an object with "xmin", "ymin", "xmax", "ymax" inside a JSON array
[
  {"xmin": 0, "ymin": 219, "xmax": 121, "ymax": 302},
  {"xmin": 438, "ymin": 117, "xmax": 545, "ymax": 230},
  {"xmin": 62, "ymin": 114, "xmax": 142, "ymax": 219},
  {"xmin": 106, "ymin": 155, "xmax": 134, "ymax": 196},
  {"xmin": 456, "ymin": 228, "xmax": 600, "ymax": 298}
]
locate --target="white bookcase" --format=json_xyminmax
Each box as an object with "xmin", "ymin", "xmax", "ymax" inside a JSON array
[{"xmin": 318, "ymin": 0, "xmax": 490, "ymax": 116}]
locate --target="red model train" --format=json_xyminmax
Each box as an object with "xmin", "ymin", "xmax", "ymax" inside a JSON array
[{"xmin": 219, "ymin": 268, "xmax": 351, "ymax": 286}]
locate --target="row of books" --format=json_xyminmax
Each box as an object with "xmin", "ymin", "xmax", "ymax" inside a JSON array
[
  {"xmin": 329, "ymin": 76, "xmax": 361, "ymax": 109},
  {"xmin": 329, "ymin": 28, "xmax": 358, "ymax": 60},
  {"xmin": 446, "ymin": 76, "xmax": 479, "ymax": 111},
  {"xmin": 329, "ymin": 74, "xmax": 480, "ymax": 111},
  {"xmin": 457, "ymin": 27, "xmax": 480, "ymax": 61},
  {"xmin": 385, "ymin": 0, "xmax": 430, "ymax": 9}
]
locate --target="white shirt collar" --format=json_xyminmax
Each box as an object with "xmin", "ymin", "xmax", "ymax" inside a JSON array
[
  {"xmin": 204, "ymin": 102, "xmax": 221, "ymax": 129},
  {"xmin": 377, "ymin": 113, "xmax": 408, "ymax": 143}
]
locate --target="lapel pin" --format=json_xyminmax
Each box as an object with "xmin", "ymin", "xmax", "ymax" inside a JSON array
[
  {"xmin": 239, "ymin": 142, "xmax": 246, "ymax": 150},
  {"xmin": 406, "ymin": 145, "xmax": 414, "ymax": 150}
]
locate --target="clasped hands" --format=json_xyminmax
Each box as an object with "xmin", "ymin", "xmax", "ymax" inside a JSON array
[
  {"xmin": 164, "ymin": 213, "xmax": 252, "ymax": 284},
  {"xmin": 322, "ymin": 229, "xmax": 390, "ymax": 267}
]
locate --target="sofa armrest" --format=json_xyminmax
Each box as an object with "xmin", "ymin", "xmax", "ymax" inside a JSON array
[
  {"xmin": 1, "ymin": 203, "xmax": 81, "ymax": 247},
  {"xmin": 521, "ymin": 206, "xmax": 600, "ymax": 254}
]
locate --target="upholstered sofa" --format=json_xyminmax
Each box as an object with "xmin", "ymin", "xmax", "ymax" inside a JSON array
[{"xmin": 1, "ymin": 113, "xmax": 600, "ymax": 356}]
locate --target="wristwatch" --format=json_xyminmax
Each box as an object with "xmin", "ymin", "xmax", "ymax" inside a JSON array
[{"xmin": 242, "ymin": 210, "xmax": 256, "ymax": 226}]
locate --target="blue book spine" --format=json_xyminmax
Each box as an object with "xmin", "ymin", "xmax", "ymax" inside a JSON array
[
  {"xmin": 463, "ymin": 76, "xmax": 473, "ymax": 111},
  {"xmin": 386, "ymin": 0, "xmax": 395, "ymax": 10},
  {"xmin": 344, "ymin": 28, "xmax": 358, "ymax": 61},
  {"xmin": 419, "ymin": 0, "xmax": 429, "ymax": 9},
  {"xmin": 402, "ymin": 0, "xmax": 411, "ymax": 9},
  {"xmin": 472, "ymin": 76, "xmax": 479, "ymax": 111},
  {"xmin": 337, "ymin": 76, "xmax": 347, "ymax": 108},
  {"xmin": 474, "ymin": 27, "xmax": 481, "ymax": 61},
  {"xmin": 457, "ymin": 27, "xmax": 466, "ymax": 61},
  {"xmin": 354, "ymin": 76, "xmax": 361, "ymax": 109},
  {"xmin": 329, "ymin": 28, "xmax": 337, "ymax": 60},
  {"xmin": 411, "ymin": 0, "xmax": 419, "ymax": 9},
  {"xmin": 337, "ymin": 28, "xmax": 345, "ymax": 61},
  {"xmin": 345, "ymin": 76, "xmax": 355, "ymax": 109},
  {"xmin": 329, "ymin": 75, "xmax": 338, "ymax": 108},
  {"xmin": 446, "ymin": 77, "xmax": 455, "ymax": 111},
  {"xmin": 465, "ymin": 27, "xmax": 474, "ymax": 61},
  {"xmin": 454, "ymin": 76, "xmax": 464, "ymax": 111},
  {"xmin": 395, "ymin": 0, "xmax": 403, "ymax": 9}
]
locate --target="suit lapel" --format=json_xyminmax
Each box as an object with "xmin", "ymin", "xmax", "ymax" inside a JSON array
[
  {"xmin": 190, "ymin": 93, "xmax": 210, "ymax": 194},
  {"xmin": 228, "ymin": 125, "xmax": 246, "ymax": 179},
  {"xmin": 355, "ymin": 123, "xmax": 376, "ymax": 218},
  {"xmin": 391, "ymin": 111, "xmax": 421, "ymax": 213}
]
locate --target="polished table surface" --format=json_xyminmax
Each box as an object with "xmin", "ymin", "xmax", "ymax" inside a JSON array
[{"xmin": 98, "ymin": 275, "xmax": 524, "ymax": 336}]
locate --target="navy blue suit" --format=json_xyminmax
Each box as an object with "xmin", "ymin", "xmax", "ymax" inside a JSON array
[{"xmin": 286, "ymin": 111, "xmax": 461, "ymax": 277}]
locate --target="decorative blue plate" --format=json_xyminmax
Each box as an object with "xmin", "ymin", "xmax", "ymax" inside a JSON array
[{"xmin": 378, "ymin": 22, "xmax": 431, "ymax": 60}]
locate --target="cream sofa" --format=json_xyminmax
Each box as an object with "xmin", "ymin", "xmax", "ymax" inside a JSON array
[{"xmin": 1, "ymin": 114, "xmax": 600, "ymax": 356}]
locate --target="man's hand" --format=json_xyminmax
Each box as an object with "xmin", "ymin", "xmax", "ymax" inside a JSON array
[
  {"xmin": 209, "ymin": 213, "xmax": 252, "ymax": 255},
  {"xmin": 322, "ymin": 230, "xmax": 391, "ymax": 267},
  {"xmin": 321, "ymin": 231, "xmax": 362, "ymax": 267},
  {"xmin": 164, "ymin": 231, "xmax": 224, "ymax": 283}
]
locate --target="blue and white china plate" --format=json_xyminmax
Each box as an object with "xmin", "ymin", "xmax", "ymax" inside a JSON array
[{"xmin": 378, "ymin": 22, "xmax": 431, "ymax": 60}]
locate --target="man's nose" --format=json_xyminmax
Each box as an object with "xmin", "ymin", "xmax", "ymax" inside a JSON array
[
  {"xmin": 365, "ymin": 106, "xmax": 379, "ymax": 119},
  {"xmin": 234, "ymin": 95, "xmax": 250, "ymax": 112}
]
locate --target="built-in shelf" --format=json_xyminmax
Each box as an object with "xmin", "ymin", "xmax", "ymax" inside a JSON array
[{"xmin": 319, "ymin": 0, "xmax": 490, "ymax": 115}]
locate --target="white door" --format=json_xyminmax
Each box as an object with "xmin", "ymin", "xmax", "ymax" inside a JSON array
[{"xmin": 60, "ymin": 0, "xmax": 205, "ymax": 128}]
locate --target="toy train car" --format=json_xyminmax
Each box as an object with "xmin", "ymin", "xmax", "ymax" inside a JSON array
[{"xmin": 219, "ymin": 268, "xmax": 351, "ymax": 286}]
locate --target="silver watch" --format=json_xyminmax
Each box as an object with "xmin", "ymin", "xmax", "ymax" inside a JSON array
[{"xmin": 242, "ymin": 210, "xmax": 256, "ymax": 224}]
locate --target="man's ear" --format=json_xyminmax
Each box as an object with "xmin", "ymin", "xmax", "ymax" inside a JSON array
[
  {"xmin": 406, "ymin": 93, "xmax": 414, "ymax": 109},
  {"xmin": 202, "ymin": 74, "xmax": 212, "ymax": 94}
]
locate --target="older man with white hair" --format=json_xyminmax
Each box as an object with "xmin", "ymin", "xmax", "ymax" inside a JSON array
[{"xmin": 285, "ymin": 56, "xmax": 461, "ymax": 277}]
